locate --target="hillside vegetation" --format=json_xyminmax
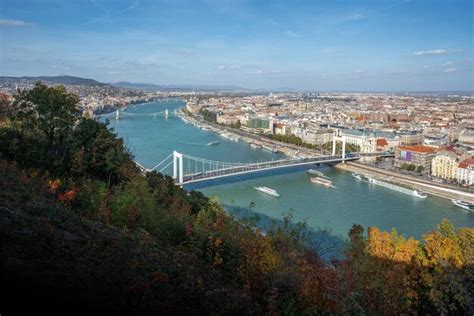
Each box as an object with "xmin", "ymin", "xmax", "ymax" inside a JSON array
[{"xmin": 1, "ymin": 83, "xmax": 473, "ymax": 314}]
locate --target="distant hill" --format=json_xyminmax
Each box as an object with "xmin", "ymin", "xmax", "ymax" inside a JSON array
[
  {"xmin": 111, "ymin": 81, "xmax": 162, "ymax": 90},
  {"xmin": 162, "ymin": 84, "xmax": 249, "ymax": 91},
  {"xmin": 0, "ymin": 75, "xmax": 110, "ymax": 87},
  {"xmin": 111, "ymin": 81, "xmax": 249, "ymax": 92}
]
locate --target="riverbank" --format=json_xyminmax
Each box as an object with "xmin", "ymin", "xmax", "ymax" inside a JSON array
[
  {"xmin": 337, "ymin": 162, "xmax": 474, "ymax": 203},
  {"xmin": 179, "ymin": 109, "xmax": 321, "ymax": 158}
]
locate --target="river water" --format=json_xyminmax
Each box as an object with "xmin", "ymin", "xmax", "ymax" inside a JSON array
[{"xmin": 104, "ymin": 100, "xmax": 473, "ymax": 245}]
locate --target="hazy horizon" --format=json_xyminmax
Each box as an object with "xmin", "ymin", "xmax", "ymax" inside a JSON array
[{"xmin": 1, "ymin": 0, "xmax": 473, "ymax": 91}]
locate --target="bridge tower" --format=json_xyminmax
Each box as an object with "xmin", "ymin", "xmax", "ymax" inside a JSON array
[
  {"xmin": 332, "ymin": 134, "xmax": 347, "ymax": 162},
  {"xmin": 173, "ymin": 151, "xmax": 184, "ymax": 184},
  {"xmin": 115, "ymin": 109, "xmax": 120, "ymax": 120}
]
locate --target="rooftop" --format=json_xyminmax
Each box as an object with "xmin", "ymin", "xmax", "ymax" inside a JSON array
[
  {"xmin": 399, "ymin": 145, "xmax": 436, "ymax": 154},
  {"xmin": 459, "ymin": 158, "xmax": 474, "ymax": 169}
]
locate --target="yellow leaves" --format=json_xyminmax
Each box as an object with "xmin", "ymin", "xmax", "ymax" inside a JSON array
[
  {"xmin": 423, "ymin": 231, "xmax": 464, "ymax": 268},
  {"xmin": 367, "ymin": 227, "xmax": 419, "ymax": 263},
  {"xmin": 48, "ymin": 178, "xmax": 61, "ymax": 193}
]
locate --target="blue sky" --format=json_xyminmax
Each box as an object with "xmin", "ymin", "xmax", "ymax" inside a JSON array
[{"xmin": 1, "ymin": 0, "xmax": 473, "ymax": 91}]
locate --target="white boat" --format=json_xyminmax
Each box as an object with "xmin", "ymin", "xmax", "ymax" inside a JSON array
[
  {"xmin": 452, "ymin": 199, "xmax": 474, "ymax": 211},
  {"xmin": 412, "ymin": 190, "xmax": 427, "ymax": 199},
  {"xmin": 367, "ymin": 176, "xmax": 378, "ymax": 184},
  {"xmin": 207, "ymin": 141, "xmax": 220, "ymax": 146},
  {"xmin": 262, "ymin": 144, "xmax": 278, "ymax": 153},
  {"xmin": 310, "ymin": 177, "xmax": 333, "ymax": 187},
  {"xmin": 250, "ymin": 143, "xmax": 261, "ymax": 149},
  {"xmin": 366, "ymin": 176, "xmax": 428, "ymax": 199},
  {"xmin": 352, "ymin": 173, "xmax": 362, "ymax": 180},
  {"xmin": 229, "ymin": 135, "xmax": 240, "ymax": 142},
  {"xmin": 255, "ymin": 186, "xmax": 280, "ymax": 197},
  {"xmin": 307, "ymin": 169, "xmax": 327, "ymax": 178}
]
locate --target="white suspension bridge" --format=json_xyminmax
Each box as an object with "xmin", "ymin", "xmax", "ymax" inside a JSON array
[
  {"xmin": 97, "ymin": 108, "xmax": 178, "ymax": 120},
  {"xmin": 135, "ymin": 135, "xmax": 393, "ymax": 186}
]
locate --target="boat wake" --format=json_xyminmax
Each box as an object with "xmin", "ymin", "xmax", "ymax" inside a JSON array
[
  {"xmin": 178, "ymin": 141, "xmax": 207, "ymax": 147},
  {"xmin": 178, "ymin": 141, "xmax": 220, "ymax": 147}
]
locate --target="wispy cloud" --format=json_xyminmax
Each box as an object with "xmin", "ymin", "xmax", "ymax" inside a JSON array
[
  {"xmin": 284, "ymin": 30, "xmax": 301, "ymax": 38},
  {"xmin": 442, "ymin": 61, "xmax": 454, "ymax": 67},
  {"xmin": 83, "ymin": 0, "xmax": 140, "ymax": 25},
  {"xmin": 0, "ymin": 19, "xmax": 33, "ymax": 27},
  {"xmin": 217, "ymin": 65, "xmax": 241, "ymax": 71},
  {"xmin": 412, "ymin": 49, "xmax": 448, "ymax": 56},
  {"xmin": 443, "ymin": 67, "xmax": 456, "ymax": 73},
  {"xmin": 255, "ymin": 69, "xmax": 281, "ymax": 75},
  {"xmin": 335, "ymin": 10, "xmax": 367, "ymax": 24},
  {"xmin": 386, "ymin": 0, "xmax": 412, "ymax": 10}
]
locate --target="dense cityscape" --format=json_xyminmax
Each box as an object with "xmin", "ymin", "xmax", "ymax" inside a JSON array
[{"xmin": 2, "ymin": 75, "xmax": 472, "ymax": 189}]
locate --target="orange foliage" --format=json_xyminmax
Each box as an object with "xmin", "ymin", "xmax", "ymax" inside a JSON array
[
  {"xmin": 57, "ymin": 187, "xmax": 79, "ymax": 203},
  {"xmin": 48, "ymin": 178, "xmax": 61, "ymax": 193}
]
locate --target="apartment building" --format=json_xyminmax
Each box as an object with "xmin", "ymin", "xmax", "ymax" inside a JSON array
[
  {"xmin": 394, "ymin": 145, "xmax": 436, "ymax": 174},
  {"xmin": 431, "ymin": 152, "xmax": 459, "ymax": 180}
]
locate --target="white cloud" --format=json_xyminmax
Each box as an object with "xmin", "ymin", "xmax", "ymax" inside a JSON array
[
  {"xmin": 442, "ymin": 61, "xmax": 454, "ymax": 67},
  {"xmin": 335, "ymin": 11, "xmax": 367, "ymax": 24},
  {"xmin": 255, "ymin": 69, "xmax": 281, "ymax": 75},
  {"xmin": 0, "ymin": 19, "xmax": 32, "ymax": 27},
  {"xmin": 412, "ymin": 49, "xmax": 448, "ymax": 56},
  {"xmin": 284, "ymin": 30, "xmax": 300, "ymax": 38},
  {"xmin": 217, "ymin": 65, "xmax": 241, "ymax": 70},
  {"xmin": 443, "ymin": 67, "xmax": 456, "ymax": 73}
]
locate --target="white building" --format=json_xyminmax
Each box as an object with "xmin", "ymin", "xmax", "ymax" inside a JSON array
[
  {"xmin": 457, "ymin": 158, "xmax": 474, "ymax": 185},
  {"xmin": 431, "ymin": 152, "xmax": 459, "ymax": 180}
]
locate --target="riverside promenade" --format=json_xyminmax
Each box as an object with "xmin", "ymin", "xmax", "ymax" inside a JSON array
[{"xmin": 337, "ymin": 162, "xmax": 474, "ymax": 202}]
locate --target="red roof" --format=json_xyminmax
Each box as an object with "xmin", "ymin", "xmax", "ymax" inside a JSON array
[
  {"xmin": 399, "ymin": 145, "xmax": 436, "ymax": 154},
  {"xmin": 459, "ymin": 158, "xmax": 474, "ymax": 169},
  {"xmin": 377, "ymin": 138, "xmax": 388, "ymax": 146}
]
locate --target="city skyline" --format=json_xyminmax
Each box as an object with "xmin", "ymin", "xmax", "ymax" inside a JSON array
[{"xmin": 1, "ymin": 0, "xmax": 473, "ymax": 91}]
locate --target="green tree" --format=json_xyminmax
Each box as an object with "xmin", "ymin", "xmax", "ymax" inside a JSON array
[
  {"xmin": 71, "ymin": 118, "xmax": 137, "ymax": 186},
  {"xmin": 20, "ymin": 82, "xmax": 80, "ymax": 148},
  {"xmin": 407, "ymin": 164, "xmax": 416, "ymax": 171},
  {"xmin": 416, "ymin": 165, "xmax": 424, "ymax": 173}
]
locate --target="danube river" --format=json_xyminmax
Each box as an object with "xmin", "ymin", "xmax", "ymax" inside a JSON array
[{"xmin": 104, "ymin": 100, "xmax": 473, "ymax": 243}]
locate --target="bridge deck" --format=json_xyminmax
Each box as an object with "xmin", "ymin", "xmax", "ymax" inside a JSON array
[{"xmin": 178, "ymin": 155, "xmax": 359, "ymax": 185}]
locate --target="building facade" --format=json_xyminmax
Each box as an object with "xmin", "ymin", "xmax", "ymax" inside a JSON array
[
  {"xmin": 394, "ymin": 145, "xmax": 436, "ymax": 174},
  {"xmin": 431, "ymin": 152, "xmax": 459, "ymax": 180},
  {"xmin": 457, "ymin": 158, "xmax": 474, "ymax": 185}
]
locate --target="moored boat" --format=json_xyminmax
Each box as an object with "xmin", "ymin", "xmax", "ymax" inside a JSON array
[
  {"xmin": 412, "ymin": 190, "xmax": 427, "ymax": 199},
  {"xmin": 255, "ymin": 186, "xmax": 280, "ymax": 197},
  {"xmin": 367, "ymin": 176, "xmax": 378, "ymax": 184},
  {"xmin": 262, "ymin": 144, "xmax": 278, "ymax": 153},
  {"xmin": 310, "ymin": 177, "xmax": 333, "ymax": 187},
  {"xmin": 452, "ymin": 199, "xmax": 474, "ymax": 211},
  {"xmin": 352, "ymin": 172, "xmax": 362, "ymax": 180}
]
